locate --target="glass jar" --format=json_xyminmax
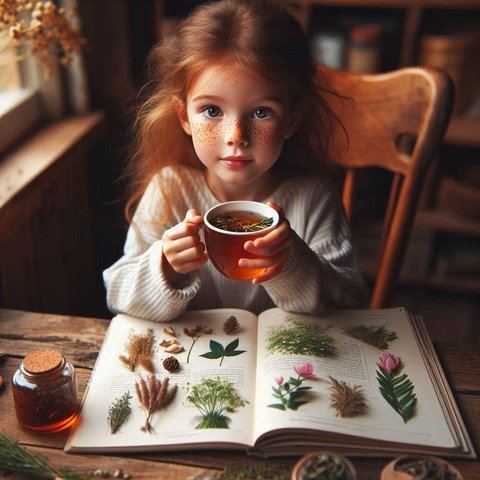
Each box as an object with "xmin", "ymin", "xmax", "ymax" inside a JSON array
[{"xmin": 12, "ymin": 349, "xmax": 79, "ymax": 433}]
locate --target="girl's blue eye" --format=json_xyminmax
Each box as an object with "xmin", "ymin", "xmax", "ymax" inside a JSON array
[
  {"xmin": 204, "ymin": 107, "xmax": 221, "ymax": 118},
  {"xmin": 253, "ymin": 108, "xmax": 270, "ymax": 119}
]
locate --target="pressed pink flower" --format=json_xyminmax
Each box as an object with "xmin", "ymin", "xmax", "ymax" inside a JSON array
[
  {"xmin": 377, "ymin": 352, "xmax": 401, "ymax": 373},
  {"xmin": 293, "ymin": 362, "xmax": 315, "ymax": 379},
  {"xmin": 275, "ymin": 376, "xmax": 284, "ymax": 386}
]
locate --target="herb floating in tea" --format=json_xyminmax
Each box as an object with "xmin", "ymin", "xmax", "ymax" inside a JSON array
[
  {"xmin": 200, "ymin": 338, "xmax": 246, "ymax": 366},
  {"xmin": 107, "ymin": 392, "xmax": 132, "ymax": 434},
  {"xmin": 343, "ymin": 324, "xmax": 398, "ymax": 350},
  {"xmin": 328, "ymin": 376, "xmax": 366, "ymax": 418},
  {"xmin": 0, "ymin": 431, "xmax": 89, "ymax": 480},
  {"xmin": 376, "ymin": 352, "xmax": 417, "ymax": 422},
  {"xmin": 119, "ymin": 328, "xmax": 155, "ymax": 372},
  {"xmin": 186, "ymin": 377, "xmax": 248, "ymax": 429},
  {"xmin": 266, "ymin": 318, "xmax": 336, "ymax": 357},
  {"xmin": 223, "ymin": 315, "xmax": 240, "ymax": 335},
  {"xmin": 135, "ymin": 375, "xmax": 177, "ymax": 433},
  {"xmin": 184, "ymin": 324, "xmax": 213, "ymax": 363},
  {"xmin": 211, "ymin": 212, "xmax": 273, "ymax": 232},
  {"xmin": 268, "ymin": 362, "xmax": 315, "ymax": 411}
]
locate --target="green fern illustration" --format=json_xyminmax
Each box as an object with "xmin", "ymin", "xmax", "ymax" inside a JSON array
[{"xmin": 376, "ymin": 367, "xmax": 417, "ymax": 423}]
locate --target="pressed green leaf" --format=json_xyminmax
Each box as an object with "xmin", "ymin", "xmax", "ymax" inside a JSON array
[
  {"xmin": 225, "ymin": 350, "xmax": 246, "ymax": 357},
  {"xmin": 268, "ymin": 403, "xmax": 286, "ymax": 410},
  {"xmin": 200, "ymin": 351, "xmax": 222, "ymax": 359},
  {"xmin": 288, "ymin": 400, "xmax": 308, "ymax": 410},
  {"xmin": 209, "ymin": 339, "xmax": 225, "ymax": 356},
  {"xmin": 225, "ymin": 338, "xmax": 239, "ymax": 353}
]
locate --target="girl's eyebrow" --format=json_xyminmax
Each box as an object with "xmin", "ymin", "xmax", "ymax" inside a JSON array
[{"xmin": 190, "ymin": 94, "xmax": 286, "ymax": 106}]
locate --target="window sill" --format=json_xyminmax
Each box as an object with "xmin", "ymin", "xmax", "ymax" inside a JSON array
[{"xmin": 0, "ymin": 111, "xmax": 106, "ymax": 214}]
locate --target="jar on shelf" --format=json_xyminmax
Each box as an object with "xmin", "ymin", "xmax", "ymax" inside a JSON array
[
  {"xmin": 346, "ymin": 24, "xmax": 382, "ymax": 73},
  {"xmin": 12, "ymin": 349, "xmax": 79, "ymax": 433}
]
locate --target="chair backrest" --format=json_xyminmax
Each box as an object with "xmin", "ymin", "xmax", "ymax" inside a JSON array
[{"xmin": 321, "ymin": 65, "xmax": 454, "ymax": 308}]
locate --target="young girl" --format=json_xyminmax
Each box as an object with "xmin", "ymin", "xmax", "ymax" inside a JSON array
[{"xmin": 103, "ymin": 0, "xmax": 367, "ymax": 322}]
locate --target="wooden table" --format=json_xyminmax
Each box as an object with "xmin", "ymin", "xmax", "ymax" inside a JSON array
[{"xmin": 0, "ymin": 308, "xmax": 479, "ymax": 479}]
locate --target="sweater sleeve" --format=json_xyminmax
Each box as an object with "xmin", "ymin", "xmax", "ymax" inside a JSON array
[
  {"xmin": 102, "ymin": 176, "xmax": 201, "ymax": 322},
  {"xmin": 263, "ymin": 178, "xmax": 368, "ymax": 313}
]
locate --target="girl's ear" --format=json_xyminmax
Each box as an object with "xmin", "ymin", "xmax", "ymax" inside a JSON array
[
  {"xmin": 174, "ymin": 97, "xmax": 192, "ymax": 136},
  {"xmin": 284, "ymin": 106, "xmax": 305, "ymax": 139}
]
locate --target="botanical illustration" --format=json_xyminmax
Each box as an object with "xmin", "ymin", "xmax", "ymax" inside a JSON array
[
  {"xmin": 200, "ymin": 338, "xmax": 246, "ymax": 366},
  {"xmin": 268, "ymin": 362, "xmax": 315, "ymax": 411},
  {"xmin": 183, "ymin": 325, "xmax": 213, "ymax": 363},
  {"xmin": 223, "ymin": 315, "xmax": 240, "ymax": 335},
  {"xmin": 342, "ymin": 324, "xmax": 398, "ymax": 350},
  {"xmin": 107, "ymin": 391, "xmax": 132, "ymax": 434},
  {"xmin": 135, "ymin": 375, "xmax": 177, "ymax": 433},
  {"xmin": 328, "ymin": 376, "xmax": 366, "ymax": 418},
  {"xmin": 185, "ymin": 377, "xmax": 248, "ymax": 429},
  {"xmin": 376, "ymin": 352, "xmax": 417, "ymax": 422},
  {"xmin": 159, "ymin": 326, "xmax": 184, "ymax": 354},
  {"xmin": 119, "ymin": 329, "xmax": 155, "ymax": 372},
  {"xmin": 266, "ymin": 318, "xmax": 335, "ymax": 357}
]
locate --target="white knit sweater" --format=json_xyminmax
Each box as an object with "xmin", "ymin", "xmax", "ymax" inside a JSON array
[{"xmin": 103, "ymin": 166, "xmax": 367, "ymax": 322}]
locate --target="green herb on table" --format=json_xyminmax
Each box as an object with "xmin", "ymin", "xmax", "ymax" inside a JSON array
[
  {"xmin": 0, "ymin": 431, "xmax": 89, "ymax": 479},
  {"xmin": 107, "ymin": 391, "xmax": 132, "ymax": 434},
  {"xmin": 213, "ymin": 463, "xmax": 292, "ymax": 479},
  {"xmin": 200, "ymin": 338, "xmax": 246, "ymax": 366},
  {"xmin": 266, "ymin": 318, "xmax": 335, "ymax": 357},
  {"xmin": 343, "ymin": 324, "xmax": 398, "ymax": 350},
  {"xmin": 186, "ymin": 377, "xmax": 248, "ymax": 429}
]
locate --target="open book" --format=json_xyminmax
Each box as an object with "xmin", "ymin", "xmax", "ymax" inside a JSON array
[{"xmin": 65, "ymin": 307, "xmax": 476, "ymax": 458}]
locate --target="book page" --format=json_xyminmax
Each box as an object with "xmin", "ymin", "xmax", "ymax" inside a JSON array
[
  {"xmin": 253, "ymin": 307, "xmax": 457, "ymax": 449},
  {"xmin": 66, "ymin": 309, "xmax": 259, "ymax": 452}
]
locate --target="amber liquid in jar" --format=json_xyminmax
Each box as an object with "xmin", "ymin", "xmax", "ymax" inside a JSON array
[{"xmin": 12, "ymin": 349, "xmax": 79, "ymax": 433}]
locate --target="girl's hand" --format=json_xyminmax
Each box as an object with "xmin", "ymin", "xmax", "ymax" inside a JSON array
[
  {"xmin": 239, "ymin": 202, "xmax": 293, "ymax": 284},
  {"xmin": 162, "ymin": 209, "xmax": 208, "ymax": 284}
]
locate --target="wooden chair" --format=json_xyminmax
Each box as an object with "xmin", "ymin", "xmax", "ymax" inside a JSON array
[{"xmin": 322, "ymin": 65, "xmax": 454, "ymax": 308}]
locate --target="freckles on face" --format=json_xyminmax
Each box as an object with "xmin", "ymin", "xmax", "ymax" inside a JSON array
[{"xmin": 191, "ymin": 122, "xmax": 219, "ymax": 147}]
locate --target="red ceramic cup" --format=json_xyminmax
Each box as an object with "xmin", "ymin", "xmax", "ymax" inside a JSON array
[{"xmin": 203, "ymin": 201, "xmax": 279, "ymax": 280}]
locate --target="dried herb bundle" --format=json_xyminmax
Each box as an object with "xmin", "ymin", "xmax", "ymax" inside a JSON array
[
  {"xmin": 107, "ymin": 392, "xmax": 132, "ymax": 434},
  {"xmin": 328, "ymin": 376, "xmax": 366, "ymax": 418},
  {"xmin": 343, "ymin": 324, "xmax": 398, "ymax": 350},
  {"xmin": 266, "ymin": 318, "xmax": 336, "ymax": 357},
  {"xmin": 213, "ymin": 463, "xmax": 292, "ymax": 480},
  {"xmin": 1, "ymin": 0, "xmax": 86, "ymax": 74},
  {"xmin": 135, "ymin": 375, "xmax": 177, "ymax": 433},
  {"xmin": 119, "ymin": 329, "xmax": 155, "ymax": 372},
  {"xmin": 223, "ymin": 315, "xmax": 240, "ymax": 335}
]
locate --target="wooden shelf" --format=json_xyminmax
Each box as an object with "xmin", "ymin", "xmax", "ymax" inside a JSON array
[
  {"xmin": 415, "ymin": 210, "xmax": 480, "ymax": 236},
  {"xmin": 445, "ymin": 116, "xmax": 480, "ymax": 147},
  {"xmin": 291, "ymin": 0, "xmax": 480, "ymax": 9},
  {"xmin": 361, "ymin": 261, "xmax": 480, "ymax": 295}
]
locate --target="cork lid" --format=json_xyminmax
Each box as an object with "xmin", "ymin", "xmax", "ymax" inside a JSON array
[{"xmin": 23, "ymin": 349, "xmax": 63, "ymax": 374}]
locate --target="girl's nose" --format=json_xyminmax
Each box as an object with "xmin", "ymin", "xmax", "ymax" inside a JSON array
[{"xmin": 225, "ymin": 118, "xmax": 249, "ymax": 147}]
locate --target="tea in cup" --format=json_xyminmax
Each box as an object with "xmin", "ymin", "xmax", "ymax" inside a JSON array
[{"xmin": 203, "ymin": 201, "xmax": 279, "ymax": 280}]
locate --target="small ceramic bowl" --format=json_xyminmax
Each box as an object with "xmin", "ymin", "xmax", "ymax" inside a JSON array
[
  {"xmin": 380, "ymin": 455, "xmax": 463, "ymax": 480},
  {"xmin": 291, "ymin": 451, "xmax": 357, "ymax": 480}
]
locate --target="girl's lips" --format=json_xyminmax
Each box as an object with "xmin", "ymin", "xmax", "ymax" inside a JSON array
[{"xmin": 221, "ymin": 157, "xmax": 253, "ymax": 169}]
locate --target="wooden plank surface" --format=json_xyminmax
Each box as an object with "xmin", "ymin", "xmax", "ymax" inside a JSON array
[{"xmin": 1, "ymin": 308, "xmax": 479, "ymax": 479}]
